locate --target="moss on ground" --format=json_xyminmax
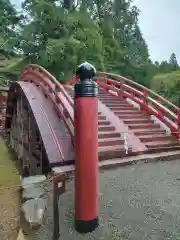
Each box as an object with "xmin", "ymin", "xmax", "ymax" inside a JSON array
[{"xmin": 0, "ymin": 138, "xmax": 21, "ymax": 240}]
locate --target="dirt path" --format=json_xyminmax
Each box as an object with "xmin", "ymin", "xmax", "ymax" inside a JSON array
[{"xmin": 0, "ymin": 138, "xmax": 21, "ymax": 240}]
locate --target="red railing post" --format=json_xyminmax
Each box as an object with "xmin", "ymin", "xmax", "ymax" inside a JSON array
[
  {"xmin": 104, "ymin": 73, "xmax": 108, "ymax": 84},
  {"xmin": 177, "ymin": 110, "xmax": 180, "ymax": 138},
  {"xmin": 141, "ymin": 88, "xmax": 149, "ymax": 112},
  {"xmin": 103, "ymin": 73, "xmax": 109, "ymax": 92},
  {"xmin": 119, "ymin": 79, "xmax": 125, "ymax": 99},
  {"xmin": 74, "ymin": 62, "xmax": 99, "ymax": 233}
]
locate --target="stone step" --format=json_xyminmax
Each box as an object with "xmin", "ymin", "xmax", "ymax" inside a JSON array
[
  {"xmin": 22, "ymin": 175, "xmax": 46, "ymax": 189},
  {"xmin": 22, "ymin": 198, "xmax": 46, "ymax": 232}
]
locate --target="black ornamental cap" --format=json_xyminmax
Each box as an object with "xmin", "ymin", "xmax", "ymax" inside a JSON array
[{"xmin": 75, "ymin": 62, "xmax": 98, "ymax": 97}]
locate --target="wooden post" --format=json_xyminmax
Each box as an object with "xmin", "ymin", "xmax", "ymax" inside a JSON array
[{"xmin": 52, "ymin": 170, "xmax": 66, "ymax": 240}]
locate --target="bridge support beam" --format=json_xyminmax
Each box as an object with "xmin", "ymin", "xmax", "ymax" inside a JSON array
[{"xmin": 74, "ymin": 62, "xmax": 99, "ymax": 233}]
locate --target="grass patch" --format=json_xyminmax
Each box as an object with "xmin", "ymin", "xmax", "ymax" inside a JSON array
[
  {"xmin": 0, "ymin": 138, "xmax": 21, "ymax": 240},
  {"xmin": 0, "ymin": 138, "xmax": 20, "ymax": 187}
]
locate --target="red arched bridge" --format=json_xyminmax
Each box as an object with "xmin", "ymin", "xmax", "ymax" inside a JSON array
[{"xmin": 1, "ymin": 64, "xmax": 180, "ymax": 176}]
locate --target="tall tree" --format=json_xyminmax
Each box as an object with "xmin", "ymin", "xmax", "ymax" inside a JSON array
[
  {"xmin": 0, "ymin": 0, "xmax": 22, "ymax": 58},
  {"xmin": 1, "ymin": 0, "xmax": 151, "ymax": 85},
  {"xmin": 169, "ymin": 53, "xmax": 178, "ymax": 71},
  {"xmin": 21, "ymin": 0, "xmax": 103, "ymax": 80}
]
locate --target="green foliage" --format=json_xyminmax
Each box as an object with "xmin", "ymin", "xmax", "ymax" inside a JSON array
[
  {"xmin": 0, "ymin": 0, "xmax": 23, "ymax": 58},
  {"xmin": 0, "ymin": 0, "xmax": 180, "ymax": 108},
  {"xmin": 17, "ymin": 0, "xmax": 152, "ymax": 82},
  {"xmin": 151, "ymin": 71, "xmax": 180, "ymax": 106}
]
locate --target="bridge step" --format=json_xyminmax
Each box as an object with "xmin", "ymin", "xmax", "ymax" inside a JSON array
[
  {"xmin": 134, "ymin": 129, "xmax": 166, "ymax": 136},
  {"xmin": 129, "ymin": 123, "xmax": 160, "ymax": 130},
  {"xmin": 101, "ymin": 100, "xmax": 129, "ymax": 104},
  {"xmin": 98, "ymin": 132, "xmax": 121, "ymax": 139},
  {"xmin": 147, "ymin": 145, "xmax": 180, "ymax": 152},
  {"xmin": 99, "ymin": 98, "xmax": 123, "ymax": 101},
  {"xmin": 105, "ymin": 103, "xmax": 131, "ymax": 107},
  {"xmin": 110, "ymin": 106, "xmax": 135, "ymax": 111},
  {"xmin": 99, "ymin": 138, "xmax": 124, "ymax": 147},
  {"xmin": 118, "ymin": 114, "xmax": 149, "ymax": 119},
  {"xmin": 139, "ymin": 135, "xmax": 177, "ymax": 143},
  {"xmin": 98, "ymin": 120, "xmax": 111, "ymax": 126},
  {"xmin": 146, "ymin": 140, "xmax": 180, "ymax": 149},
  {"xmin": 115, "ymin": 110, "xmax": 142, "ymax": 115},
  {"xmin": 68, "ymin": 87, "xmax": 180, "ymax": 158},
  {"xmin": 124, "ymin": 119, "xmax": 152, "ymax": 124},
  {"xmin": 98, "ymin": 115, "xmax": 106, "ymax": 120},
  {"xmin": 100, "ymin": 98, "xmax": 128, "ymax": 102},
  {"xmin": 98, "ymin": 94, "xmax": 121, "ymax": 98},
  {"xmin": 99, "ymin": 146, "xmax": 126, "ymax": 160},
  {"xmin": 99, "ymin": 126, "xmax": 115, "ymax": 132}
]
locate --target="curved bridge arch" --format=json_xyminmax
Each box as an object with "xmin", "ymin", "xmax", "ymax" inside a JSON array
[
  {"xmin": 6, "ymin": 65, "xmax": 75, "ymax": 176},
  {"xmin": 5, "ymin": 64, "xmax": 180, "ymax": 176}
]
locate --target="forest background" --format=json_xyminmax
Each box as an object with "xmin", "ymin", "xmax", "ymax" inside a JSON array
[{"xmin": 1, "ymin": 0, "xmax": 180, "ymax": 105}]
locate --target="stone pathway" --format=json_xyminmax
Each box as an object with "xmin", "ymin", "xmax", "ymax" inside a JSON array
[{"xmin": 29, "ymin": 160, "xmax": 180, "ymax": 240}]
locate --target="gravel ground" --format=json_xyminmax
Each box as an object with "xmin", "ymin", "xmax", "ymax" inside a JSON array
[{"xmin": 30, "ymin": 160, "xmax": 180, "ymax": 240}]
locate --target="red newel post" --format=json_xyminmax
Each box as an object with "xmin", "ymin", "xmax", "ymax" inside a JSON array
[{"xmin": 74, "ymin": 62, "xmax": 99, "ymax": 233}]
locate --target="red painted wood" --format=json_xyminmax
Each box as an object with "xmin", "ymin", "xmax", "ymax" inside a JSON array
[
  {"xmin": 74, "ymin": 97, "xmax": 98, "ymax": 221},
  {"xmin": 98, "ymin": 99, "xmax": 148, "ymax": 153},
  {"xmin": 4, "ymin": 64, "xmax": 180, "ymax": 169}
]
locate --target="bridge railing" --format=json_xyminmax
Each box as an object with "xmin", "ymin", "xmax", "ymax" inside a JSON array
[
  {"xmin": 96, "ymin": 72, "xmax": 180, "ymax": 138},
  {"xmin": 20, "ymin": 64, "xmax": 74, "ymax": 144},
  {"xmin": 12, "ymin": 65, "xmax": 180, "ymax": 139}
]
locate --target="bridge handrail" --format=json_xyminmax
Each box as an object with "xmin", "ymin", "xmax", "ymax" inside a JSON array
[
  {"xmin": 96, "ymin": 71, "xmax": 180, "ymax": 137},
  {"xmin": 20, "ymin": 64, "xmax": 74, "ymax": 144},
  {"xmin": 98, "ymin": 71, "xmax": 179, "ymax": 111},
  {"xmin": 23, "ymin": 64, "xmax": 73, "ymax": 107},
  {"xmin": 68, "ymin": 70, "xmax": 180, "ymax": 137}
]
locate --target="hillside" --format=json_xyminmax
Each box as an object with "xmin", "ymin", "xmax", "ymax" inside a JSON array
[{"xmin": 151, "ymin": 70, "xmax": 180, "ymax": 106}]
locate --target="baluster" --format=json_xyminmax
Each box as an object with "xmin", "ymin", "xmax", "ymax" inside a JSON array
[
  {"xmin": 177, "ymin": 109, "xmax": 180, "ymax": 138},
  {"xmin": 104, "ymin": 74, "xmax": 109, "ymax": 92},
  {"xmin": 141, "ymin": 88, "xmax": 149, "ymax": 112},
  {"xmin": 104, "ymin": 73, "xmax": 108, "ymax": 84},
  {"xmin": 119, "ymin": 79, "xmax": 125, "ymax": 99}
]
